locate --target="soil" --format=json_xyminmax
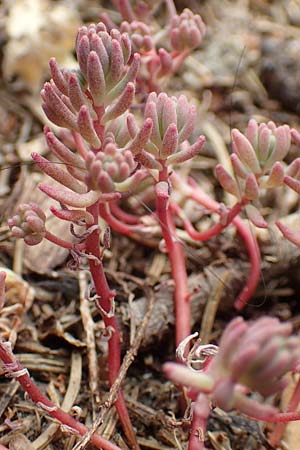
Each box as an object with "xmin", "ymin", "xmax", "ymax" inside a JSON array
[{"xmin": 0, "ymin": 0, "xmax": 300, "ymax": 449}]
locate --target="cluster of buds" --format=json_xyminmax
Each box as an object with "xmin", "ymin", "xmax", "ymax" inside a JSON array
[
  {"xmin": 112, "ymin": 0, "xmax": 162, "ymax": 22},
  {"xmin": 8, "ymin": 203, "xmax": 46, "ymax": 246},
  {"xmin": 169, "ymin": 9, "xmax": 206, "ymax": 52},
  {"xmin": 215, "ymin": 119, "xmax": 292, "ymax": 227},
  {"xmin": 85, "ymin": 135, "xmax": 147, "ymax": 193},
  {"xmin": 164, "ymin": 316, "xmax": 300, "ymax": 420},
  {"xmin": 128, "ymin": 92, "xmax": 205, "ymax": 170},
  {"xmin": 42, "ymin": 22, "xmax": 140, "ymax": 144},
  {"xmin": 104, "ymin": 7, "xmax": 206, "ymax": 91},
  {"xmin": 120, "ymin": 21, "xmax": 153, "ymax": 52}
]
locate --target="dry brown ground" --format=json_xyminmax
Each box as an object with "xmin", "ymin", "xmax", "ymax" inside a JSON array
[{"xmin": 1, "ymin": 0, "xmax": 300, "ymax": 449}]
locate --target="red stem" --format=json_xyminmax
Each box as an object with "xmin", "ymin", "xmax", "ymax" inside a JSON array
[
  {"xmin": 110, "ymin": 202, "xmax": 141, "ymax": 225},
  {"xmin": 99, "ymin": 203, "xmax": 140, "ymax": 236},
  {"xmin": 185, "ymin": 176, "xmax": 261, "ymax": 310},
  {"xmin": 45, "ymin": 230, "xmax": 85, "ymax": 251},
  {"xmin": 268, "ymin": 376, "xmax": 300, "ymax": 446},
  {"xmin": 170, "ymin": 201, "xmax": 244, "ymax": 241},
  {"xmin": 233, "ymin": 216, "xmax": 261, "ymax": 310},
  {"xmin": 248, "ymin": 409, "xmax": 300, "ymax": 423},
  {"xmin": 188, "ymin": 394, "xmax": 211, "ymax": 450},
  {"xmin": 0, "ymin": 343, "xmax": 120, "ymax": 450},
  {"xmin": 85, "ymin": 202, "xmax": 139, "ymax": 449},
  {"xmin": 156, "ymin": 168, "xmax": 190, "ymax": 348}
]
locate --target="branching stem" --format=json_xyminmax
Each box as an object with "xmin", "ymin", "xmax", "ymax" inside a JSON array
[
  {"xmin": 85, "ymin": 202, "xmax": 139, "ymax": 449},
  {"xmin": 0, "ymin": 341, "xmax": 120, "ymax": 450}
]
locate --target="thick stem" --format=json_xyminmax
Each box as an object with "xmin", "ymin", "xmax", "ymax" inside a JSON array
[
  {"xmin": 188, "ymin": 394, "xmax": 211, "ymax": 450},
  {"xmin": 156, "ymin": 168, "xmax": 190, "ymax": 348},
  {"xmin": 268, "ymin": 376, "xmax": 300, "ymax": 446},
  {"xmin": 85, "ymin": 202, "xmax": 139, "ymax": 449},
  {"xmin": 0, "ymin": 342, "xmax": 120, "ymax": 450}
]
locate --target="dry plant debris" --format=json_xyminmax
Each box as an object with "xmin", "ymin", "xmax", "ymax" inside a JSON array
[{"xmin": 1, "ymin": 1, "xmax": 300, "ymax": 449}]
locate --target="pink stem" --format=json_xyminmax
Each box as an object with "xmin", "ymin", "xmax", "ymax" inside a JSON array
[
  {"xmin": 110, "ymin": 202, "xmax": 141, "ymax": 225},
  {"xmin": 85, "ymin": 202, "xmax": 139, "ymax": 449},
  {"xmin": 99, "ymin": 203, "xmax": 140, "ymax": 236},
  {"xmin": 233, "ymin": 216, "xmax": 261, "ymax": 310},
  {"xmin": 185, "ymin": 177, "xmax": 261, "ymax": 310},
  {"xmin": 45, "ymin": 230, "xmax": 85, "ymax": 251},
  {"xmin": 188, "ymin": 394, "xmax": 211, "ymax": 450},
  {"xmin": 0, "ymin": 342, "xmax": 120, "ymax": 450},
  {"xmin": 268, "ymin": 377, "xmax": 300, "ymax": 446},
  {"xmin": 248, "ymin": 409, "xmax": 300, "ymax": 423},
  {"xmin": 156, "ymin": 168, "xmax": 190, "ymax": 348},
  {"xmin": 170, "ymin": 201, "xmax": 244, "ymax": 241}
]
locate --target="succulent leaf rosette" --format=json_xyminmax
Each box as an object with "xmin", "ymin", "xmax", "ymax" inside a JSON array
[
  {"xmin": 215, "ymin": 119, "xmax": 292, "ymax": 227},
  {"xmin": 127, "ymin": 92, "xmax": 206, "ymax": 171},
  {"xmin": 164, "ymin": 316, "xmax": 300, "ymax": 420},
  {"xmin": 8, "ymin": 203, "xmax": 46, "ymax": 246}
]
